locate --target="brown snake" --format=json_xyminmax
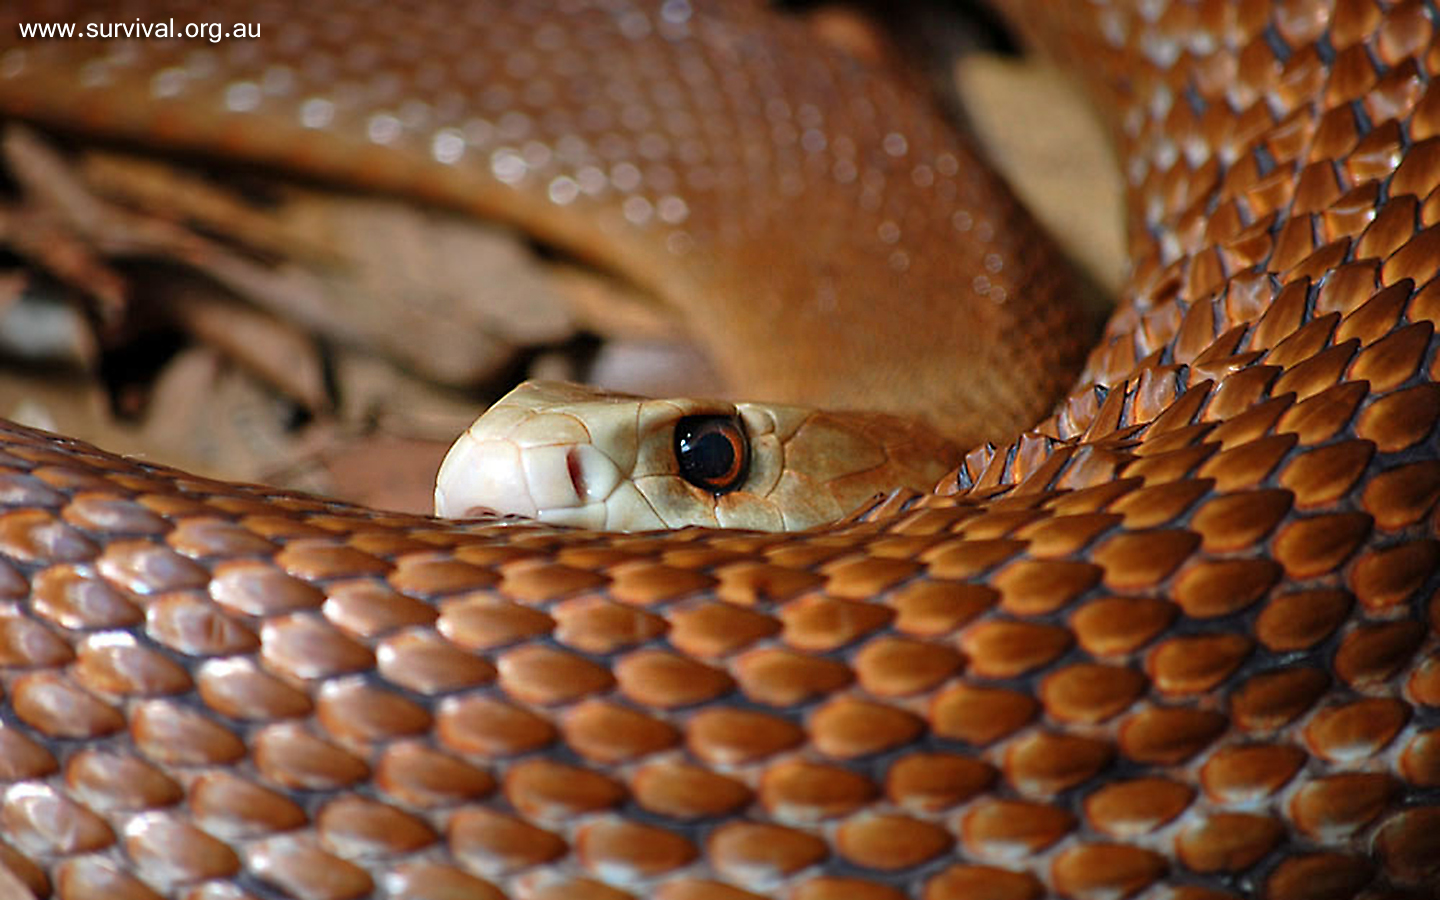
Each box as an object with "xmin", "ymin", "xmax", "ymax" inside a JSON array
[{"xmin": 0, "ymin": 1, "xmax": 1436, "ymax": 898}]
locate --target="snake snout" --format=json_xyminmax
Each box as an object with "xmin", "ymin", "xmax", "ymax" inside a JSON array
[
  {"xmin": 433, "ymin": 430, "xmax": 539, "ymax": 520},
  {"xmin": 434, "ymin": 421, "xmax": 633, "ymax": 529},
  {"xmin": 566, "ymin": 447, "xmax": 588, "ymax": 502}
]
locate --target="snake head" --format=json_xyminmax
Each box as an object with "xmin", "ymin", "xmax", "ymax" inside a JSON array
[{"xmin": 434, "ymin": 380, "xmax": 962, "ymax": 532}]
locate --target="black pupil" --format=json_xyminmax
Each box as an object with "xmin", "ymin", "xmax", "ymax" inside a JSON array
[
  {"xmin": 688, "ymin": 431, "xmax": 734, "ymax": 476},
  {"xmin": 676, "ymin": 416, "xmax": 744, "ymax": 493}
]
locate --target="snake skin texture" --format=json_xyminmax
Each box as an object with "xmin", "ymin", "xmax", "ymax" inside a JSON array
[{"xmin": 0, "ymin": 1, "xmax": 1438, "ymax": 899}]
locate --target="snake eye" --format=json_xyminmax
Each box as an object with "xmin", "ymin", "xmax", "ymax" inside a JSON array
[{"xmin": 675, "ymin": 415, "xmax": 749, "ymax": 494}]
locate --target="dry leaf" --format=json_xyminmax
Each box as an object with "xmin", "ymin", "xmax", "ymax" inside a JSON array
[{"xmin": 162, "ymin": 283, "xmax": 329, "ymax": 413}]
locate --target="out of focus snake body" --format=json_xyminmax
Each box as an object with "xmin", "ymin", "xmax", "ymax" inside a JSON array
[{"xmin": 0, "ymin": 2, "xmax": 1436, "ymax": 899}]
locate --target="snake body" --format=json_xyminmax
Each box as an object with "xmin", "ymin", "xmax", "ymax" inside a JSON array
[
  {"xmin": 0, "ymin": 1, "xmax": 1437, "ymax": 899},
  {"xmin": 0, "ymin": 0, "xmax": 1092, "ymax": 447}
]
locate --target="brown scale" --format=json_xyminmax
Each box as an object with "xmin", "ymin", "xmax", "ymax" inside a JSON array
[{"xmin": 0, "ymin": 0, "xmax": 1434, "ymax": 899}]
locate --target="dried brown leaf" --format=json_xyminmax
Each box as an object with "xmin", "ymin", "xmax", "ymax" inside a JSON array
[{"xmin": 163, "ymin": 285, "xmax": 329, "ymax": 413}]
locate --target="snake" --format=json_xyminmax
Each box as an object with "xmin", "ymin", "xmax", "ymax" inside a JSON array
[
  {"xmin": 0, "ymin": 0, "xmax": 1435, "ymax": 899},
  {"xmin": 432, "ymin": 380, "xmax": 965, "ymax": 532}
]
